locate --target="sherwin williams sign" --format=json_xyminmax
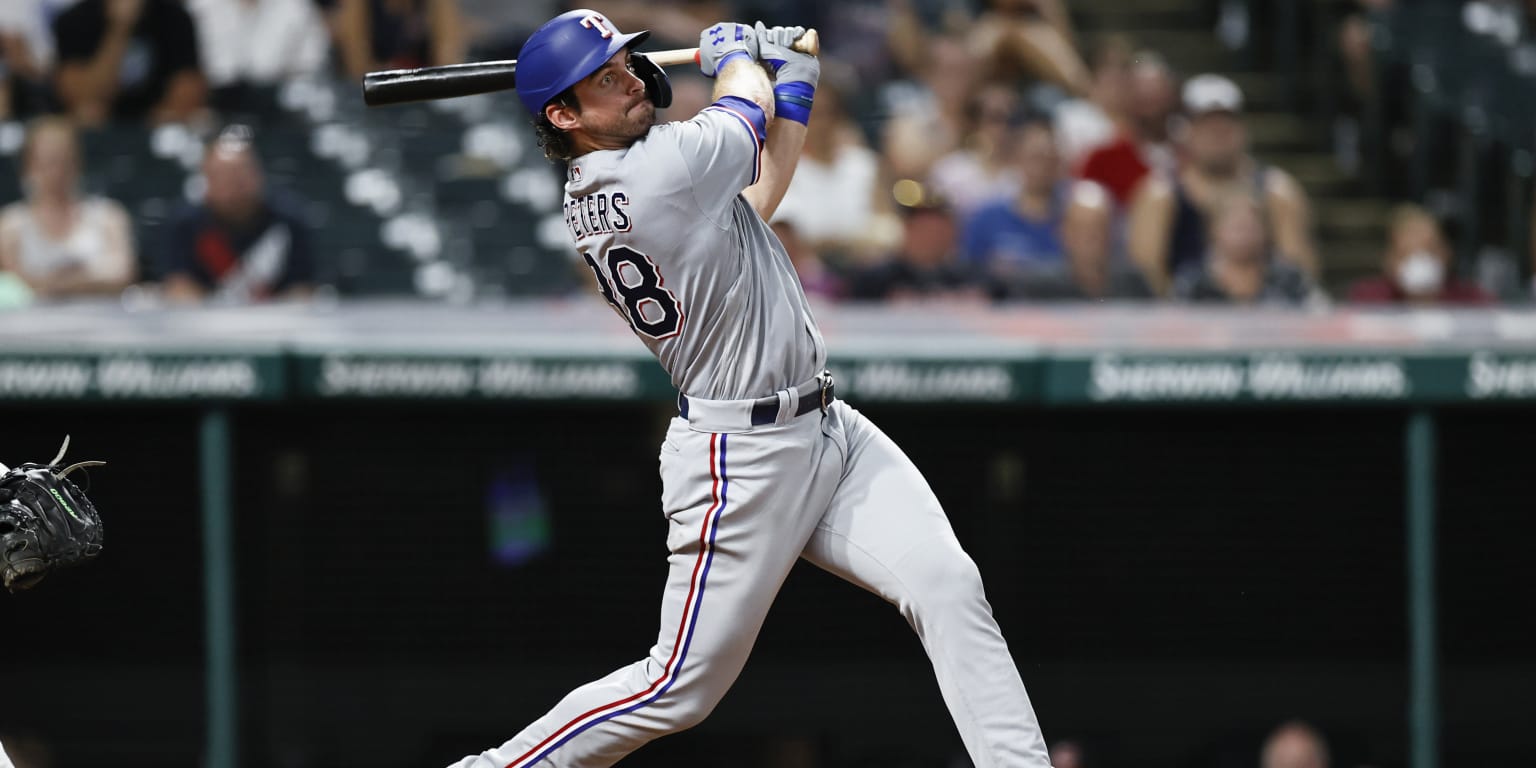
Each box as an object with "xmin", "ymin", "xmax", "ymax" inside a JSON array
[{"xmin": 0, "ymin": 354, "xmax": 282, "ymax": 400}]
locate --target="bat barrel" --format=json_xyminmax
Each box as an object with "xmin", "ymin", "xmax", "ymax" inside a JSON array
[{"xmin": 362, "ymin": 60, "xmax": 519, "ymax": 107}]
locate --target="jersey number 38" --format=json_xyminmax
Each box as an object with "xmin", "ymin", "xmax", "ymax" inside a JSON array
[{"xmin": 581, "ymin": 245, "xmax": 684, "ymax": 339}]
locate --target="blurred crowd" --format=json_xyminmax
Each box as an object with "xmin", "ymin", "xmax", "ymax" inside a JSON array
[{"xmin": 0, "ymin": 0, "xmax": 1531, "ymax": 310}]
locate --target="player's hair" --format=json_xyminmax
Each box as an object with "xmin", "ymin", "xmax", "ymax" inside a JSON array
[{"xmin": 534, "ymin": 90, "xmax": 580, "ymax": 161}]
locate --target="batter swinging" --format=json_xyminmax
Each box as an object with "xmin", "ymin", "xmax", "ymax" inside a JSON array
[{"xmin": 448, "ymin": 11, "xmax": 1052, "ymax": 767}]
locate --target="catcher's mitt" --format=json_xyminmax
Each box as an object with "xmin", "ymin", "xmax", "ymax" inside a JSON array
[{"xmin": 0, "ymin": 436, "xmax": 105, "ymax": 593}]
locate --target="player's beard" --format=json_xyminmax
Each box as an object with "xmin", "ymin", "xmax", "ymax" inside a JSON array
[{"xmin": 591, "ymin": 98, "xmax": 656, "ymax": 145}]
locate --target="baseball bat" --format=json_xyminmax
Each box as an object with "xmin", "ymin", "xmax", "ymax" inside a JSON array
[{"xmin": 362, "ymin": 29, "xmax": 819, "ymax": 107}]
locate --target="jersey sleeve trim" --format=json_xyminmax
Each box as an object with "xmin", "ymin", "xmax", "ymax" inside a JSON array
[{"xmin": 702, "ymin": 96, "xmax": 765, "ymax": 186}]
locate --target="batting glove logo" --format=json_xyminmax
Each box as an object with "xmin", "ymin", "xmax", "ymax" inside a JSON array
[{"xmin": 708, "ymin": 25, "xmax": 726, "ymax": 45}]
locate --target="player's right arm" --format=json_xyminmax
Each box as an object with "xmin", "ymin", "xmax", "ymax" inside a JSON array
[
  {"xmin": 709, "ymin": 54, "xmax": 773, "ymax": 123},
  {"xmin": 740, "ymin": 24, "xmax": 817, "ymax": 222},
  {"xmin": 663, "ymin": 23, "xmax": 772, "ymax": 228}
]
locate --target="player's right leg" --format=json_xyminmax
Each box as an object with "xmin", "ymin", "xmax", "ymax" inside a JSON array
[{"xmin": 448, "ymin": 414, "xmax": 840, "ymax": 768}]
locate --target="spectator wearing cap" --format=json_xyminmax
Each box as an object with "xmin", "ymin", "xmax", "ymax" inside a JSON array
[
  {"xmin": 161, "ymin": 128, "xmax": 316, "ymax": 303},
  {"xmin": 1128, "ymin": 73, "xmax": 1317, "ymax": 295},
  {"xmin": 846, "ymin": 184, "xmax": 991, "ymax": 303},
  {"xmin": 185, "ymin": 0, "xmax": 330, "ymax": 112},
  {"xmin": 51, "ymin": 0, "xmax": 208, "ymax": 125},
  {"xmin": 1173, "ymin": 193, "xmax": 1321, "ymax": 307},
  {"xmin": 0, "ymin": 0, "xmax": 56, "ymax": 119},
  {"xmin": 1077, "ymin": 51, "xmax": 1180, "ymax": 208},
  {"xmin": 959, "ymin": 115, "xmax": 1113, "ymax": 298},
  {"xmin": 0, "ymin": 116, "xmax": 136, "ymax": 300},
  {"xmin": 1348, "ymin": 204, "xmax": 1492, "ymax": 305}
]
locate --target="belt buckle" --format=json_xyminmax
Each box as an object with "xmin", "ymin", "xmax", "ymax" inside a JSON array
[{"xmin": 818, "ymin": 371, "xmax": 834, "ymax": 413}]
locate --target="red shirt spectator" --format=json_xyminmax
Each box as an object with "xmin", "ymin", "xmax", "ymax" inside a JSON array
[
  {"xmin": 1076, "ymin": 53, "xmax": 1178, "ymax": 207},
  {"xmin": 1078, "ymin": 136, "xmax": 1149, "ymax": 207}
]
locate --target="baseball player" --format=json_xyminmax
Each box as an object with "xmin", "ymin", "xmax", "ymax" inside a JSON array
[{"xmin": 448, "ymin": 10, "xmax": 1052, "ymax": 767}]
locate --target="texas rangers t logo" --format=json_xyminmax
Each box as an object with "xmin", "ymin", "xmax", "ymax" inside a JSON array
[{"xmin": 581, "ymin": 13, "xmax": 617, "ymax": 39}]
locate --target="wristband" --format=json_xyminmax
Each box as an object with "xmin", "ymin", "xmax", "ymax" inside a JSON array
[
  {"xmin": 773, "ymin": 81, "xmax": 815, "ymax": 125},
  {"xmin": 716, "ymin": 50, "xmax": 753, "ymax": 74}
]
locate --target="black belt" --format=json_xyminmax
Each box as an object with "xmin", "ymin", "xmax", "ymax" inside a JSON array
[{"xmin": 678, "ymin": 371, "xmax": 835, "ymax": 426}]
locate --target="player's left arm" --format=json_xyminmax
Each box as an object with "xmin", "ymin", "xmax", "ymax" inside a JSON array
[{"xmin": 742, "ymin": 23, "xmax": 818, "ymax": 222}]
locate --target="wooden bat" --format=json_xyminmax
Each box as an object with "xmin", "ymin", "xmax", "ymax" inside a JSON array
[{"xmin": 362, "ymin": 29, "xmax": 819, "ymax": 107}]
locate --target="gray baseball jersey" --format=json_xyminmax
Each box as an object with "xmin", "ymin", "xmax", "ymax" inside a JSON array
[
  {"xmin": 559, "ymin": 97, "xmax": 826, "ymax": 400},
  {"xmin": 450, "ymin": 93, "xmax": 1053, "ymax": 768}
]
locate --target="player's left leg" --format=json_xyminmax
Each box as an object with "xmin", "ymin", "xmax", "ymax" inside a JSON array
[{"xmin": 801, "ymin": 401, "xmax": 1053, "ymax": 768}]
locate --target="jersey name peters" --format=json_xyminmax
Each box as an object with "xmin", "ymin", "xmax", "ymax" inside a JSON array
[{"xmin": 564, "ymin": 191, "xmax": 633, "ymax": 242}]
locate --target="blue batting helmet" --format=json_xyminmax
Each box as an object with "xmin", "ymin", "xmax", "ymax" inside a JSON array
[{"xmin": 516, "ymin": 10, "xmax": 652, "ymax": 116}]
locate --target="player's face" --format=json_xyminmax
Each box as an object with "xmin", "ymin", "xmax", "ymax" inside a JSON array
[{"xmin": 569, "ymin": 50, "xmax": 656, "ymax": 151}]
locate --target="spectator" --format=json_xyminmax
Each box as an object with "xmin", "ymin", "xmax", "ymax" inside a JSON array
[
  {"xmin": 1348, "ymin": 204, "xmax": 1492, "ymax": 305},
  {"xmin": 1339, "ymin": 1, "xmax": 1394, "ymax": 105},
  {"xmin": 969, "ymin": 0, "xmax": 1092, "ymax": 97},
  {"xmin": 882, "ymin": 33, "xmax": 982, "ymax": 181},
  {"xmin": 1173, "ymin": 194, "xmax": 1321, "ymax": 307},
  {"xmin": 0, "ymin": 0, "xmax": 55, "ymax": 120},
  {"xmin": 959, "ymin": 115, "xmax": 1113, "ymax": 297},
  {"xmin": 1015, "ymin": 196, "xmax": 1151, "ymax": 301},
  {"xmin": 162, "ymin": 127, "xmax": 316, "ymax": 303},
  {"xmin": 846, "ymin": 185, "xmax": 990, "ymax": 303},
  {"xmin": 1261, "ymin": 720, "xmax": 1330, "ymax": 768},
  {"xmin": 52, "ymin": 0, "xmax": 207, "ymax": 126},
  {"xmin": 0, "ymin": 116, "xmax": 136, "ymax": 300},
  {"xmin": 1053, "ymin": 33, "xmax": 1133, "ymax": 169},
  {"xmin": 1127, "ymin": 73, "xmax": 1317, "ymax": 294},
  {"xmin": 772, "ymin": 220, "xmax": 844, "ymax": 301},
  {"xmin": 773, "ymin": 66, "xmax": 895, "ymax": 262},
  {"xmin": 330, "ymin": 0, "xmax": 467, "ymax": 81},
  {"xmin": 185, "ymin": 0, "xmax": 330, "ymax": 112},
  {"xmin": 926, "ymin": 80, "xmax": 1024, "ymax": 220},
  {"xmin": 1078, "ymin": 51, "xmax": 1180, "ymax": 207}
]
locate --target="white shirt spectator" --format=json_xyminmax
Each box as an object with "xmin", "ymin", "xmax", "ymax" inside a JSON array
[
  {"xmin": 186, "ymin": 0, "xmax": 328, "ymax": 87},
  {"xmin": 772, "ymin": 143, "xmax": 883, "ymax": 249},
  {"xmin": 0, "ymin": 196, "xmax": 135, "ymax": 290}
]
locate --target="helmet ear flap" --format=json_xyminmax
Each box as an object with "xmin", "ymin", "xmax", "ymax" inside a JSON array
[{"xmin": 630, "ymin": 52, "xmax": 672, "ymax": 109}]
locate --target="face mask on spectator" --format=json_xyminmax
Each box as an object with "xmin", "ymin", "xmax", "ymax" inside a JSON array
[{"xmin": 1396, "ymin": 250, "xmax": 1445, "ymax": 296}]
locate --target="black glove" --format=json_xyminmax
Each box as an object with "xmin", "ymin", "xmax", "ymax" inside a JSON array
[{"xmin": 0, "ymin": 436, "xmax": 105, "ymax": 593}]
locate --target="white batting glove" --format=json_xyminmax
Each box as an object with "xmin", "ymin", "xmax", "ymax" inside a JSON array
[
  {"xmin": 754, "ymin": 22, "xmax": 819, "ymax": 87},
  {"xmin": 698, "ymin": 22, "xmax": 758, "ymax": 77}
]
